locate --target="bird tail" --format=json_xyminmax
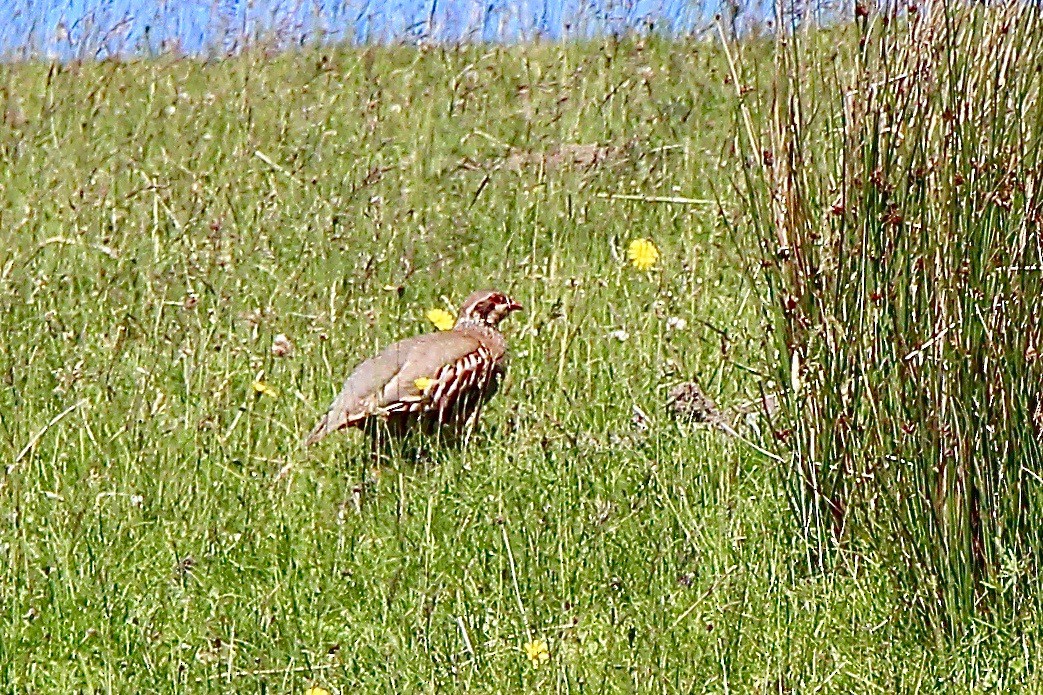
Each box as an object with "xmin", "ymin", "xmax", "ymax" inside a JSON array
[
  {"xmin": 303, "ymin": 403, "xmax": 357, "ymax": 447},
  {"xmin": 303, "ymin": 416, "xmax": 329, "ymax": 447}
]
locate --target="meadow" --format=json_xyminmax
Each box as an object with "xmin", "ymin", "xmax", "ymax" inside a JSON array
[{"xmin": 0, "ymin": 9, "xmax": 1041, "ymax": 692}]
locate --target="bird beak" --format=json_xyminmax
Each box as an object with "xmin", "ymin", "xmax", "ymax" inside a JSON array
[{"xmin": 507, "ymin": 299, "xmax": 523, "ymax": 313}]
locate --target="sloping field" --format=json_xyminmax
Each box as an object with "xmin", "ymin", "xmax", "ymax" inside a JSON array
[{"xmin": 0, "ymin": 35, "xmax": 1038, "ymax": 691}]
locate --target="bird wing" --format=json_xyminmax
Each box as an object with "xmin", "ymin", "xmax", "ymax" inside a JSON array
[{"xmin": 304, "ymin": 331, "xmax": 484, "ymax": 446}]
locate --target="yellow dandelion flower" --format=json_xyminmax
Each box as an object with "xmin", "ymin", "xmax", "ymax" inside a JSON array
[
  {"xmin": 523, "ymin": 639, "xmax": 550, "ymax": 668},
  {"xmin": 252, "ymin": 380, "xmax": 278, "ymax": 398},
  {"xmin": 413, "ymin": 376, "xmax": 434, "ymax": 391},
  {"xmin": 627, "ymin": 238, "xmax": 660, "ymax": 271},
  {"xmin": 304, "ymin": 687, "xmax": 331, "ymax": 695},
  {"xmin": 426, "ymin": 308, "xmax": 455, "ymax": 331}
]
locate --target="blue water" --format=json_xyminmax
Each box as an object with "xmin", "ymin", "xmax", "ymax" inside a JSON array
[{"xmin": 0, "ymin": 1, "xmax": 716, "ymax": 61}]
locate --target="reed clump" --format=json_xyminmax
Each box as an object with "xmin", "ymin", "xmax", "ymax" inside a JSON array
[{"xmin": 730, "ymin": 0, "xmax": 1043, "ymax": 630}]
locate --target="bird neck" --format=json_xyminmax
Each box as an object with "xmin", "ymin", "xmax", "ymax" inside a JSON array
[
  {"xmin": 454, "ymin": 320, "xmax": 506, "ymax": 356},
  {"xmin": 454, "ymin": 318, "xmax": 495, "ymax": 335}
]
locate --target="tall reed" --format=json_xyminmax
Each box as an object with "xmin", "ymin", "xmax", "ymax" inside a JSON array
[{"xmin": 727, "ymin": 0, "xmax": 1043, "ymax": 630}]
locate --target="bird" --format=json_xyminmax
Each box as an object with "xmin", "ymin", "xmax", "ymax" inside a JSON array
[{"xmin": 304, "ymin": 289, "xmax": 523, "ymax": 447}]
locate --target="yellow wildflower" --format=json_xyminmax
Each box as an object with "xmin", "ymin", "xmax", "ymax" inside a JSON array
[
  {"xmin": 627, "ymin": 238, "xmax": 660, "ymax": 270},
  {"xmin": 523, "ymin": 639, "xmax": 550, "ymax": 668},
  {"xmin": 252, "ymin": 380, "xmax": 278, "ymax": 398},
  {"xmin": 426, "ymin": 308, "xmax": 455, "ymax": 331},
  {"xmin": 304, "ymin": 688, "xmax": 331, "ymax": 695},
  {"xmin": 413, "ymin": 377, "xmax": 434, "ymax": 391}
]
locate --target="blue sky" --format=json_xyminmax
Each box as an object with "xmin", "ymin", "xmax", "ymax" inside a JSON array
[{"xmin": 0, "ymin": 1, "xmax": 713, "ymax": 60}]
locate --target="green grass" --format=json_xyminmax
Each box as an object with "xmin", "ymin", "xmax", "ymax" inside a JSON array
[{"xmin": 0, "ymin": 35, "xmax": 1040, "ymax": 691}]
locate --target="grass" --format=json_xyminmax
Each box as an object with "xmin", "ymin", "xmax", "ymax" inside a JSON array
[{"xmin": 0, "ymin": 30, "xmax": 1041, "ymax": 692}]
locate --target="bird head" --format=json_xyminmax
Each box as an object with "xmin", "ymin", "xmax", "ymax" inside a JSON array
[{"xmin": 457, "ymin": 289, "xmax": 523, "ymax": 328}]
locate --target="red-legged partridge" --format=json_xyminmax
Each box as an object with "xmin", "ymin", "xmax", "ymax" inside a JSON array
[{"xmin": 305, "ymin": 289, "xmax": 522, "ymax": 445}]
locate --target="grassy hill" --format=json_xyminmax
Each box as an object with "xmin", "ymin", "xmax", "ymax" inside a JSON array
[{"xmin": 0, "ymin": 28, "xmax": 1039, "ymax": 691}]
